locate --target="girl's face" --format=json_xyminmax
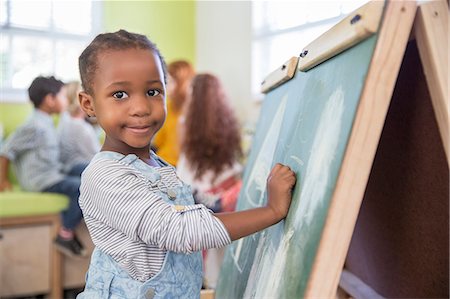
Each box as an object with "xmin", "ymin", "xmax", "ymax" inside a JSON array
[{"xmin": 80, "ymin": 48, "xmax": 166, "ymax": 159}]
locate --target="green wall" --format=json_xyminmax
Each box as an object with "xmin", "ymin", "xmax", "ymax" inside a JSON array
[{"xmin": 103, "ymin": 0, "xmax": 196, "ymax": 65}]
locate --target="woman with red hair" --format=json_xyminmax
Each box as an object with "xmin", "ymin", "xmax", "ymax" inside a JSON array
[{"xmin": 177, "ymin": 73, "xmax": 243, "ymax": 289}]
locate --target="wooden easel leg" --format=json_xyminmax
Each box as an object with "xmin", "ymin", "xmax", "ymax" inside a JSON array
[{"xmin": 414, "ymin": 0, "xmax": 449, "ymax": 165}]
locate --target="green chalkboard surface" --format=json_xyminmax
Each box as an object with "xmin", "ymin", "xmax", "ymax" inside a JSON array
[{"xmin": 216, "ymin": 34, "xmax": 380, "ymax": 298}]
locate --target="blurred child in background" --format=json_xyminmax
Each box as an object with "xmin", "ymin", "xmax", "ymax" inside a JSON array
[
  {"xmin": 0, "ymin": 76, "xmax": 87, "ymax": 257},
  {"xmin": 153, "ymin": 60, "xmax": 195, "ymax": 166},
  {"xmin": 58, "ymin": 80, "xmax": 101, "ymax": 174},
  {"xmin": 177, "ymin": 73, "xmax": 244, "ymax": 289}
]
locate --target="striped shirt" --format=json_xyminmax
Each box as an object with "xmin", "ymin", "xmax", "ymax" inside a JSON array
[
  {"xmin": 0, "ymin": 110, "xmax": 64, "ymax": 191},
  {"xmin": 58, "ymin": 112, "xmax": 101, "ymax": 172},
  {"xmin": 79, "ymin": 152, "xmax": 231, "ymax": 282}
]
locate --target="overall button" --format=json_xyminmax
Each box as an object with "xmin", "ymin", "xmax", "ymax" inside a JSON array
[
  {"xmin": 145, "ymin": 288, "xmax": 155, "ymax": 299},
  {"xmin": 167, "ymin": 189, "xmax": 177, "ymax": 200}
]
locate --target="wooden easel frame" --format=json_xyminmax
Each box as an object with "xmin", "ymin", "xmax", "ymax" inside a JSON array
[
  {"xmin": 414, "ymin": 1, "xmax": 449, "ymax": 165},
  {"xmin": 304, "ymin": 1, "xmax": 448, "ymax": 298}
]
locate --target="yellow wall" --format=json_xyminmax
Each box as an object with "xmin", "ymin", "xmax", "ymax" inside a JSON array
[{"xmin": 103, "ymin": 0, "xmax": 196, "ymax": 65}]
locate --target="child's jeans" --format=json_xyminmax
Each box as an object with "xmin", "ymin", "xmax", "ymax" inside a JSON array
[{"xmin": 43, "ymin": 162, "xmax": 88, "ymax": 230}]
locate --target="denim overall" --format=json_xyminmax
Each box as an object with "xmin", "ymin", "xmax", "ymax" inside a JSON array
[{"xmin": 78, "ymin": 152, "xmax": 203, "ymax": 299}]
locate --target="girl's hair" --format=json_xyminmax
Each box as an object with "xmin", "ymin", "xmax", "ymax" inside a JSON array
[
  {"xmin": 181, "ymin": 73, "xmax": 242, "ymax": 182},
  {"xmin": 65, "ymin": 81, "xmax": 82, "ymax": 115},
  {"xmin": 167, "ymin": 60, "xmax": 195, "ymax": 111},
  {"xmin": 79, "ymin": 29, "xmax": 167, "ymax": 95}
]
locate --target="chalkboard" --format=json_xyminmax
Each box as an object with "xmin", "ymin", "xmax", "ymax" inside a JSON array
[
  {"xmin": 213, "ymin": 1, "xmax": 441, "ymax": 298},
  {"xmin": 216, "ymin": 26, "xmax": 380, "ymax": 299}
]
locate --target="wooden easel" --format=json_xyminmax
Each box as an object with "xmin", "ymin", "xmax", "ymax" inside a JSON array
[
  {"xmin": 215, "ymin": 1, "xmax": 447, "ymax": 298},
  {"xmin": 305, "ymin": 1, "xmax": 448, "ymax": 298}
]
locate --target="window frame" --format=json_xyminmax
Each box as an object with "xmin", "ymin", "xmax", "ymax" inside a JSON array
[
  {"xmin": 0, "ymin": 0, "xmax": 103, "ymax": 103},
  {"xmin": 250, "ymin": 1, "xmax": 369, "ymax": 100}
]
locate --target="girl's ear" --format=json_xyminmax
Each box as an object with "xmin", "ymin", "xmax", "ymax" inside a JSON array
[{"xmin": 79, "ymin": 91, "xmax": 95, "ymax": 117}]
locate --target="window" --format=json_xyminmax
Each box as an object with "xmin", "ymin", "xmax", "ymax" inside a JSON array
[
  {"xmin": 0, "ymin": 0, "xmax": 102, "ymax": 101},
  {"xmin": 251, "ymin": 0, "xmax": 369, "ymax": 99}
]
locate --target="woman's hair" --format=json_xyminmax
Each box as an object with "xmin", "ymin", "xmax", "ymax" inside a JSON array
[
  {"xmin": 79, "ymin": 29, "xmax": 167, "ymax": 95},
  {"xmin": 181, "ymin": 73, "xmax": 242, "ymax": 182},
  {"xmin": 65, "ymin": 81, "xmax": 82, "ymax": 115},
  {"xmin": 167, "ymin": 60, "xmax": 195, "ymax": 111}
]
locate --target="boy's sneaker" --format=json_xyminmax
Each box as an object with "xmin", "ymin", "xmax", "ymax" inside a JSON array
[
  {"xmin": 54, "ymin": 235, "xmax": 87, "ymax": 258},
  {"xmin": 73, "ymin": 234, "xmax": 86, "ymax": 253}
]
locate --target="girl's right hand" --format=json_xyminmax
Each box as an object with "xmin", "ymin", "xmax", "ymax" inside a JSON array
[
  {"xmin": 266, "ymin": 163, "xmax": 297, "ymax": 220},
  {"xmin": 215, "ymin": 163, "xmax": 297, "ymax": 241}
]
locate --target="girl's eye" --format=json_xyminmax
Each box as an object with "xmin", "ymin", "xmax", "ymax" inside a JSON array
[
  {"xmin": 147, "ymin": 89, "xmax": 161, "ymax": 97},
  {"xmin": 112, "ymin": 91, "xmax": 129, "ymax": 99}
]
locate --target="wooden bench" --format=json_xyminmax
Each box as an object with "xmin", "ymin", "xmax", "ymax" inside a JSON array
[
  {"xmin": 0, "ymin": 191, "xmax": 68, "ymax": 298},
  {"xmin": 0, "ymin": 191, "xmax": 94, "ymax": 298}
]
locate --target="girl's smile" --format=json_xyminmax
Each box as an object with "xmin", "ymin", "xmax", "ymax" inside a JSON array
[{"xmin": 125, "ymin": 124, "xmax": 153, "ymax": 135}]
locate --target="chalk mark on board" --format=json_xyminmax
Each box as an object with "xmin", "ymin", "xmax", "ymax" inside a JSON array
[
  {"xmin": 244, "ymin": 228, "xmax": 294, "ymax": 298},
  {"xmin": 289, "ymin": 155, "xmax": 304, "ymax": 168},
  {"xmin": 231, "ymin": 93, "xmax": 289, "ymax": 273},
  {"xmin": 295, "ymin": 86, "xmax": 345, "ymax": 227},
  {"xmin": 243, "ymin": 86, "xmax": 346, "ymax": 297},
  {"xmin": 244, "ymin": 94, "xmax": 288, "ymax": 207}
]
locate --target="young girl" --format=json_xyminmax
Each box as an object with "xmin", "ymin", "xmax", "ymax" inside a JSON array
[
  {"xmin": 77, "ymin": 30, "xmax": 296, "ymax": 298},
  {"xmin": 177, "ymin": 73, "xmax": 244, "ymax": 288}
]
